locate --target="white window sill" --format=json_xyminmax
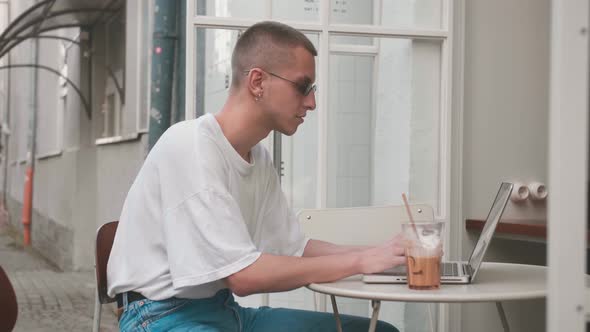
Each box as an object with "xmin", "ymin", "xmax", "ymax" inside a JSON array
[
  {"xmin": 37, "ymin": 150, "xmax": 63, "ymax": 160},
  {"xmin": 95, "ymin": 132, "xmax": 144, "ymax": 146},
  {"xmin": 10, "ymin": 150, "xmax": 63, "ymax": 163}
]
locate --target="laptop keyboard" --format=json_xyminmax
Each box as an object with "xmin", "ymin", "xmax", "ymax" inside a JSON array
[{"xmin": 441, "ymin": 262, "xmax": 459, "ymax": 276}]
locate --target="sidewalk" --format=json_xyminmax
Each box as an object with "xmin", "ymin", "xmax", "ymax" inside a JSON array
[{"xmin": 0, "ymin": 215, "xmax": 118, "ymax": 331}]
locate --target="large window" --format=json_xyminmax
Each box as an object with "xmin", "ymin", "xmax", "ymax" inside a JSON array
[
  {"xmin": 186, "ymin": 0, "xmax": 453, "ymax": 329},
  {"xmin": 36, "ymin": 28, "xmax": 80, "ymax": 158},
  {"xmin": 94, "ymin": 9, "xmax": 126, "ymax": 140},
  {"xmin": 187, "ymin": 0, "xmax": 452, "ymax": 212},
  {"xmin": 94, "ymin": 0, "xmax": 151, "ymax": 144}
]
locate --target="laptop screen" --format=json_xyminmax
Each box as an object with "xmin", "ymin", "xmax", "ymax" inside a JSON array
[{"xmin": 466, "ymin": 182, "xmax": 513, "ymax": 280}]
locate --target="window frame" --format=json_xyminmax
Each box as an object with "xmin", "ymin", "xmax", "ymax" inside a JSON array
[
  {"xmin": 95, "ymin": 0, "xmax": 151, "ymax": 145},
  {"xmin": 185, "ymin": 0, "xmax": 454, "ymax": 219}
]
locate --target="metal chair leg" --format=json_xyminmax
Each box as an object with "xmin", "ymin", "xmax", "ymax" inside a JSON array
[
  {"xmin": 495, "ymin": 301, "xmax": 510, "ymax": 332},
  {"xmin": 313, "ymin": 292, "xmax": 327, "ymax": 312},
  {"xmin": 92, "ymin": 288, "xmax": 101, "ymax": 332},
  {"xmin": 320, "ymin": 293, "xmax": 327, "ymax": 312},
  {"xmin": 261, "ymin": 293, "xmax": 270, "ymax": 306},
  {"xmin": 368, "ymin": 300, "xmax": 381, "ymax": 332},
  {"xmin": 330, "ymin": 295, "xmax": 343, "ymax": 332}
]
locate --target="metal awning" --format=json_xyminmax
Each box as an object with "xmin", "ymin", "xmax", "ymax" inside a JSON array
[
  {"xmin": 0, "ymin": 0, "xmax": 125, "ymax": 118},
  {"xmin": 0, "ymin": 0, "xmax": 124, "ymax": 59}
]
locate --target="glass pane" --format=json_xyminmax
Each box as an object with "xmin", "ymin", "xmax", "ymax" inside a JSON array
[
  {"xmin": 195, "ymin": 0, "xmax": 267, "ymax": 19},
  {"xmin": 194, "ymin": 28, "xmax": 241, "ymax": 116},
  {"xmin": 330, "ymin": 0, "xmax": 442, "ymax": 29},
  {"xmin": 272, "ymin": 0, "xmax": 320, "ymax": 22},
  {"xmin": 327, "ymin": 36, "xmax": 442, "ymax": 211},
  {"xmin": 281, "ymin": 35, "xmax": 319, "ymax": 211},
  {"xmin": 330, "ymin": 0, "xmax": 372, "ymax": 25},
  {"xmin": 106, "ymin": 11, "xmax": 126, "ymax": 72},
  {"xmin": 330, "ymin": 35, "xmax": 374, "ymax": 47}
]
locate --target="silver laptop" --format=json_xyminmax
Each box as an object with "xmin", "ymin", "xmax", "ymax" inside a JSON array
[{"xmin": 363, "ymin": 182, "xmax": 513, "ymax": 284}]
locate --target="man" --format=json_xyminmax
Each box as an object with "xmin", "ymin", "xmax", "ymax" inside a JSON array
[{"xmin": 108, "ymin": 21, "xmax": 405, "ymax": 331}]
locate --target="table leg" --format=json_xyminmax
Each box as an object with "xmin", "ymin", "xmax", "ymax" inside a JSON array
[
  {"xmin": 92, "ymin": 289, "xmax": 101, "ymax": 332},
  {"xmin": 495, "ymin": 301, "xmax": 510, "ymax": 332},
  {"xmin": 320, "ymin": 293, "xmax": 327, "ymax": 312},
  {"xmin": 330, "ymin": 295, "xmax": 343, "ymax": 332},
  {"xmin": 368, "ymin": 300, "xmax": 381, "ymax": 332}
]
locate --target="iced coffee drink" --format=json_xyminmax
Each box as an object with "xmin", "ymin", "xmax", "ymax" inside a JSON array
[{"xmin": 402, "ymin": 221, "xmax": 444, "ymax": 290}]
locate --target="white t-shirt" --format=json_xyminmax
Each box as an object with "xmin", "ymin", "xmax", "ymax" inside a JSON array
[{"xmin": 107, "ymin": 114, "xmax": 309, "ymax": 300}]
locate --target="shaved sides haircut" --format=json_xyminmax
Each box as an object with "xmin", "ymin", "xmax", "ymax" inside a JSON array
[{"xmin": 231, "ymin": 21, "xmax": 317, "ymax": 88}]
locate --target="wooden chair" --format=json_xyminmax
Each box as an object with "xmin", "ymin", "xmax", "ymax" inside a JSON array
[
  {"xmin": 92, "ymin": 221, "xmax": 119, "ymax": 332},
  {"xmin": 297, "ymin": 204, "xmax": 434, "ymax": 313},
  {"xmin": 0, "ymin": 265, "xmax": 18, "ymax": 332}
]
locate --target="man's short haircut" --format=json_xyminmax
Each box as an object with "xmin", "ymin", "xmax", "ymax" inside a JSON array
[{"xmin": 231, "ymin": 21, "xmax": 317, "ymax": 88}]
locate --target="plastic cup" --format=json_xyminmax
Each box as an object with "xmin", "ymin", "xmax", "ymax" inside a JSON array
[{"xmin": 402, "ymin": 221, "xmax": 444, "ymax": 290}]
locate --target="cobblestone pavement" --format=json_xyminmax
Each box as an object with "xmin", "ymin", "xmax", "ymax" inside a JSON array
[{"xmin": 1, "ymin": 218, "xmax": 119, "ymax": 331}]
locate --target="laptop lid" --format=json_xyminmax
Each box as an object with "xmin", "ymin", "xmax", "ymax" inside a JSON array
[{"xmin": 466, "ymin": 182, "xmax": 513, "ymax": 281}]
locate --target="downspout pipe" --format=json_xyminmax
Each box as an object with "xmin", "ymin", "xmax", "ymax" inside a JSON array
[
  {"xmin": 148, "ymin": 0, "xmax": 178, "ymax": 150},
  {"xmin": 22, "ymin": 37, "xmax": 40, "ymax": 246},
  {"xmin": 2, "ymin": 0, "xmax": 11, "ymax": 211},
  {"xmin": 174, "ymin": 0, "xmax": 185, "ymax": 124}
]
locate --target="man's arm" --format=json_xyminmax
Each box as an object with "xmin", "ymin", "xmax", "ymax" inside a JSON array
[
  {"xmin": 225, "ymin": 237, "xmax": 405, "ymax": 297},
  {"xmin": 302, "ymin": 232, "xmax": 408, "ymax": 257},
  {"xmin": 302, "ymin": 239, "xmax": 369, "ymax": 257}
]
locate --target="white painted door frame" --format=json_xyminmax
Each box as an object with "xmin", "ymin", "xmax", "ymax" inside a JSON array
[{"xmin": 547, "ymin": 0, "xmax": 589, "ymax": 330}]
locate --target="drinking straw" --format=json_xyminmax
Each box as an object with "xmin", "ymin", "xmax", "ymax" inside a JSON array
[{"xmin": 402, "ymin": 193, "xmax": 420, "ymax": 238}]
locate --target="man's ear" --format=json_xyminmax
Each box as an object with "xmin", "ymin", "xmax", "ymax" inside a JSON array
[{"xmin": 247, "ymin": 68, "xmax": 265, "ymax": 97}]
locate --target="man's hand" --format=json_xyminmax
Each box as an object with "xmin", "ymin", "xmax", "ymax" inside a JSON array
[
  {"xmin": 358, "ymin": 234, "xmax": 407, "ymax": 275},
  {"xmin": 226, "ymin": 233, "xmax": 409, "ymax": 296}
]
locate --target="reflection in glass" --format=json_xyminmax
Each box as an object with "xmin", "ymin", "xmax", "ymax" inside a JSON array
[
  {"xmin": 327, "ymin": 37, "xmax": 441, "ymax": 210},
  {"xmin": 195, "ymin": 0, "xmax": 266, "ymax": 19},
  {"xmin": 195, "ymin": 0, "xmax": 324, "ymax": 21},
  {"xmin": 330, "ymin": 0, "xmax": 442, "ymax": 29},
  {"xmin": 327, "ymin": 54, "xmax": 374, "ymax": 208},
  {"xmin": 331, "ymin": 0, "xmax": 373, "ymax": 25},
  {"xmin": 194, "ymin": 28, "xmax": 241, "ymax": 116},
  {"xmin": 272, "ymin": 0, "xmax": 319, "ymax": 22},
  {"xmin": 330, "ymin": 35, "xmax": 374, "ymax": 46},
  {"xmin": 280, "ymin": 33, "xmax": 319, "ymax": 210}
]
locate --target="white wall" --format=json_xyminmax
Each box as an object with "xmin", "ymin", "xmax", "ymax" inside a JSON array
[
  {"xmin": 1, "ymin": 0, "xmax": 149, "ymax": 271},
  {"xmin": 463, "ymin": 0, "xmax": 550, "ymax": 222},
  {"xmin": 459, "ymin": 0, "xmax": 550, "ymax": 331}
]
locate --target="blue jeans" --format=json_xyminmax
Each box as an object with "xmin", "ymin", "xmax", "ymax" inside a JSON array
[{"xmin": 119, "ymin": 289, "xmax": 399, "ymax": 332}]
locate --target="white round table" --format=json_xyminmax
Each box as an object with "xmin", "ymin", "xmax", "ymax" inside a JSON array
[{"xmin": 307, "ymin": 262, "xmax": 547, "ymax": 332}]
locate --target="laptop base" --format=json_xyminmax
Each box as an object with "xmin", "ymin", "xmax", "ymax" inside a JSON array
[{"xmin": 362, "ymin": 261, "xmax": 471, "ymax": 284}]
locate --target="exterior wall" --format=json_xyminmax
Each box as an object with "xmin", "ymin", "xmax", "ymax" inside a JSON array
[
  {"xmin": 1, "ymin": 0, "xmax": 148, "ymax": 271},
  {"xmin": 458, "ymin": 0, "xmax": 550, "ymax": 331}
]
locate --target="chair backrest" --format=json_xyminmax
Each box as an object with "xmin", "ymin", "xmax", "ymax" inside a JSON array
[
  {"xmin": 95, "ymin": 221, "xmax": 119, "ymax": 304},
  {"xmin": 0, "ymin": 265, "xmax": 18, "ymax": 332},
  {"xmin": 297, "ymin": 204, "xmax": 433, "ymax": 246}
]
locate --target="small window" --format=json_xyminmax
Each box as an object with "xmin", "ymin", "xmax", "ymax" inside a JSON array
[{"xmin": 94, "ymin": 9, "xmax": 126, "ymax": 140}]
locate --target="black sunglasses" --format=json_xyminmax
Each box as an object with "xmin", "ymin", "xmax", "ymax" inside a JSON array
[{"xmin": 244, "ymin": 69, "xmax": 317, "ymax": 96}]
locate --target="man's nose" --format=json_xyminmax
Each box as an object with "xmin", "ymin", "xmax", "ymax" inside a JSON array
[{"xmin": 305, "ymin": 91, "xmax": 316, "ymax": 111}]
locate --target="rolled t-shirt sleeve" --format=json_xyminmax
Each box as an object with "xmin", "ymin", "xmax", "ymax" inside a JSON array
[
  {"xmin": 263, "ymin": 196, "xmax": 309, "ymax": 257},
  {"xmin": 259, "ymin": 167, "xmax": 309, "ymax": 257},
  {"xmin": 164, "ymin": 189, "xmax": 261, "ymax": 289}
]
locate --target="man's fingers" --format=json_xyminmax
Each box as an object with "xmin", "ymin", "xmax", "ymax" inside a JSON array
[
  {"xmin": 392, "ymin": 246, "xmax": 405, "ymax": 256},
  {"xmin": 392, "ymin": 256, "xmax": 406, "ymax": 266}
]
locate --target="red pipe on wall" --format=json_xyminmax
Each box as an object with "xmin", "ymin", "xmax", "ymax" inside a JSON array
[{"xmin": 21, "ymin": 166, "xmax": 33, "ymax": 246}]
